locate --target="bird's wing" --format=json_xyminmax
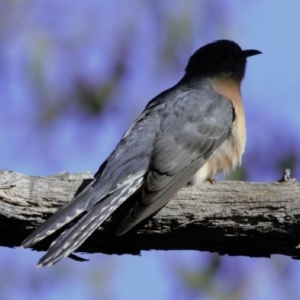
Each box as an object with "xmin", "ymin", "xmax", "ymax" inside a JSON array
[{"xmin": 116, "ymin": 85, "xmax": 234, "ymax": 235}]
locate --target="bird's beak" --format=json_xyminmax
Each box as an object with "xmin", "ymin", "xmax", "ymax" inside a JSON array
[{"xmin": 242, "ymin": 49, "xmax": 262, "ymax": 58}]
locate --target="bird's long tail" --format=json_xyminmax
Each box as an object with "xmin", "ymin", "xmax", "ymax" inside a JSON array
[
  {"xmin": 36, "ymin": 176, "xmax": 143, "ymax": 267},
  {"xmin": 21, "ymin": 183, "xmax": 94, "ymax": 249}
]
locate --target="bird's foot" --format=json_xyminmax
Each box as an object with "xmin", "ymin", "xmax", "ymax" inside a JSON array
[
  {"xmin": 207, "ymin": 177, "xmax": 216, "ymax": 185},
  {"xmin": 278, "ymin": 169, "xmax": 297, "ymax": 183}
]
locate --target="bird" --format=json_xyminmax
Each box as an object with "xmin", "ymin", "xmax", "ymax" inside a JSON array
[{"xmin": 21, "ymin": 40, "xmax": 261, "ymax": 267}]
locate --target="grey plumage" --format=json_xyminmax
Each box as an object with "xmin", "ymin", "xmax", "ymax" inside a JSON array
[
  {"xmin": 21, "ymin": 40, "xmax": 261, "ymax": 267},
  {"xmin": 22, "ymin": 80, "xmax": 233, "ymax": 266}
]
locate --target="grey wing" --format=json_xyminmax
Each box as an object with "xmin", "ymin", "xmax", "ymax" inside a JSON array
[{"xmin": 116, "ymin": 88, "xmax": 234, "ymax": 236}]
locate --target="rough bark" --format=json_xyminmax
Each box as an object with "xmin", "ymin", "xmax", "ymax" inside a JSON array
[{"xmin": 1, "ymin": 169, "xmax": 300, "ymax": 260}]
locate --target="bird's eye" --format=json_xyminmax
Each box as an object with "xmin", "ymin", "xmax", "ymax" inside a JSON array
[{"xmin": 219, "ymin": 51, "xmax": 231, "ymax": 61}]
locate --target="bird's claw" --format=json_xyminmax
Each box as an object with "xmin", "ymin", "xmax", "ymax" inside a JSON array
[{"xmin": 207, "ymin": 177, "xmax": 216, "ymax": 185}]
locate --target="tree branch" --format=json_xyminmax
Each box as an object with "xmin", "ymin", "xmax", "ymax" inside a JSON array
[{"xmin": 1, "ymin": 169, "xmax": 300, "ymax": 259}]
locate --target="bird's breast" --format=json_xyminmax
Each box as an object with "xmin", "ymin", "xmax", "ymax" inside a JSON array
[{"xmin": 192, "ymin": 78, "xmax": 246, "ymax": 185}]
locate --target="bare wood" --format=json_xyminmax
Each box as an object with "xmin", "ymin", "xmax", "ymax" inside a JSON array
[{"xmin": 1, "ymin": 169, "xmax": 300, "ymax": 259}]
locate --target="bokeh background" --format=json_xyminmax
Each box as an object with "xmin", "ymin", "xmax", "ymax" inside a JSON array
[{"xmin": 1, "ymin": 1, "xmax": 300, "ymax": 299}]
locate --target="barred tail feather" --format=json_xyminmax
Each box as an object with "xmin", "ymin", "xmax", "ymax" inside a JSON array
[
  {"xmin": 21, "ymin": 182, "xmax": 95, "ymax": 249},
  {"xmin": 37, "ymin": 177, "xmax": 143, "ymax": 267}
]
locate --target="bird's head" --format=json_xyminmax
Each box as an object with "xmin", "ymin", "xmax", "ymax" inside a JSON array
[{"xmin": 185, "ymin": 40, "xmax": 261, "ymax": 82}]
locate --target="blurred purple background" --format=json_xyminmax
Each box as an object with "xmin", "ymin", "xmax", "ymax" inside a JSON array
[{"xmin": 1, "ymin": 1, "xmax": 300, "ymax": 299}]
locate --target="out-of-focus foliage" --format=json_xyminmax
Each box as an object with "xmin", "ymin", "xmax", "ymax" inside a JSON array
[{"xmin": 1, "ymin": 1, "xmax": 300, "ymax": 299}]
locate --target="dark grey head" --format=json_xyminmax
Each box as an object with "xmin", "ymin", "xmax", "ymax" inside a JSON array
[{"xmin": 185, "ymin": 40, "xmax": 261, "ymax": 81}]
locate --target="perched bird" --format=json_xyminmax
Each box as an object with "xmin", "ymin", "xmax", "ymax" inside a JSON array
[{"xmin": 21, "ymin": 40, "xmax": 261, "ymax": 267}]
